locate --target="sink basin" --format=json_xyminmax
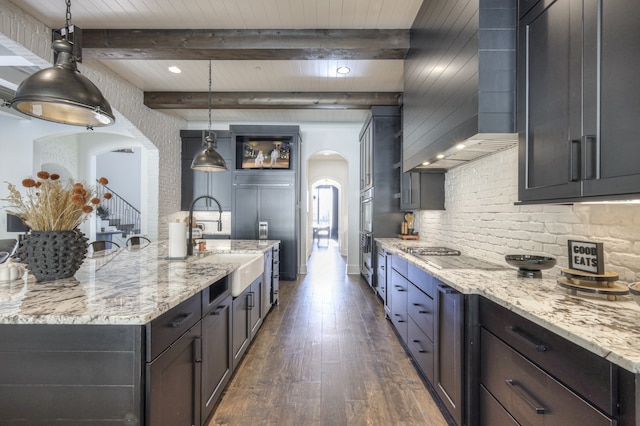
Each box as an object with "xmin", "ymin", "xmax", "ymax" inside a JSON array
[{"xmin": 196, "ymin": 253, "xmax": 264, "ymax": 296}]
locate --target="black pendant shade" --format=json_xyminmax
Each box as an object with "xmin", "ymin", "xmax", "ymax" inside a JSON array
[
  {"xmin": 10, "ymin": 39, "xmax": 115, "ymax": 128},
  {"xmin": 191, "ymin": 134, "xmax": 228, "ymax": 172}
]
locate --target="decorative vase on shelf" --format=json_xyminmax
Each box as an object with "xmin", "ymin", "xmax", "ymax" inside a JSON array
[{"xmin": 16, "ymin": 230, "xmax": 88, "ymax": 282}]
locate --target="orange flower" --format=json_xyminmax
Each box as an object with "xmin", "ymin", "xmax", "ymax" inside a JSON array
[
  {"xmin": 71, "ymin": 194, "xmax": 86, "ymax": 206},
  {"xmin": 82, "ymin": 205, "xmax": 94, "ymax": 213},
  {"xmin": 104, "ymin": 192, "xmax": 113, "ymax": 199},
  {"xmin": 98, "ymin": 177, "xmax": 109, "ymax": 185},
  {"xmin": 90, "ymin": 197, "xmax": 101, "ymax": 205},
  {"xmin": 22, "ymin": 178, "xmax": 37, "ymax": 188},
  {"xmin": 36, "ymin": 171, "xmax": 50, "ymax": 180}
]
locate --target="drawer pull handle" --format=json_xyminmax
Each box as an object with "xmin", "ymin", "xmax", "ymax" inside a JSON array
[
  {"xmin": 505, "ymin": 326, "xmax": 548, "ymax": 352},
  {"xmin": 418, "ymin": 310, "xmax": 429, "ymax": 314},
  {"xmin": 211, "ymin": 306, "xmax": 225, "ymax": 315},
  {"xmin": 170, "ymin": 312, "xmax": 194, "ymax": 328},
  {"xmin": 505, "ymin": 379, "xmax": 547, "ymax": 414},
  {"xmin": 412, "ymin": 339, "xmax": 428, "ymax": 353}
]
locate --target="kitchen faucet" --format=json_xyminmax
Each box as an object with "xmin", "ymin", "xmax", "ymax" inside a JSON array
[{"xmin": 187, "ymin": 195, "xmax": 223, "ymax": 256}]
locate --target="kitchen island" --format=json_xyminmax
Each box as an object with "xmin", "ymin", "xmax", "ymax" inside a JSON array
[
  {"xmin": 0, "ymin": 239, "xmax": 279, "ymax": 425},
  {"xmin": 377, "ymin": 238, "xmax": 640, "ymax": 425}
]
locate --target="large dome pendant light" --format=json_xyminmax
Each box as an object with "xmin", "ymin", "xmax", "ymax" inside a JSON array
[
  {"xmin": 191, "ymin": 60, "xmax": 227, "ymax": 172},
  {"xmin": 10, "ymin": 0, "xmax": 115, "ymax": 129}
]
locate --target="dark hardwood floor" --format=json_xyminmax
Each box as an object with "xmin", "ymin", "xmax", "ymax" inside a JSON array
[{"xmin": 209, "ymin": 240, "xmax": 448, "ymax": 425}]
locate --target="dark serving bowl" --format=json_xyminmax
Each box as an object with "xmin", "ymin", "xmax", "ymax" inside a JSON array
[{"xmin": 505, "ymin": 254, "xmax": 557, "ymax": 271}]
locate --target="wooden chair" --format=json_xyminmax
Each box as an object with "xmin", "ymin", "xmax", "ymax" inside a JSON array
[{"xmin": 125, "ymin": 236, "xmax": 151, "ymax": 248}]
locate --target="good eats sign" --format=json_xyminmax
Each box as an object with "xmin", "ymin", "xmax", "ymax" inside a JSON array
[{"xmin": 568, "ymin": 240, "xmax": 604, "ymax": 275}]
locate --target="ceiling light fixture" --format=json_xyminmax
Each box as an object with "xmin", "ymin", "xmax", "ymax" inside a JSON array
[
  {"xmin": 437, "ymin": 154, "xmax": 445, "ymax": 159},
  {"xmin": 422, "ymin": 161, "xmax": 430, "ymax": 166},
  {"xmin": 190, "ymin": 60, "xmax": 227, "ymax": 172},
  {"xmin": 337, "ymin": 66, "xmax": 350, "ymax": 75},
  {"xmin": 9, "ymin": 0, "xmax": 114, "ymax": 129},
  {"xmin": 456, "ymin": 143, "xmax": 466, "ymax": 150},
  {"xmin": 168, "ymin": 66, "xmax": 182, "ymax": 74}
]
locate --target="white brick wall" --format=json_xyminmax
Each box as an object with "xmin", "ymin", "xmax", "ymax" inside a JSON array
[{"xmin": 416, "ymin": 146, "xmax": 640, "ymax": 283}]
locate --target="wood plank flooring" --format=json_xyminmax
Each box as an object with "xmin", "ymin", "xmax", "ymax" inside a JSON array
[{"xmin": 208, "ymin": 241, "xmax": 449, "ymax": 425}]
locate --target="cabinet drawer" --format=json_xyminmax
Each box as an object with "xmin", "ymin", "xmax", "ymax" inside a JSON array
[
  {"xmin": 407, "ymin": 282, "xmax": 434, "ymax": 340},
  {"xmin": 408, "ymin": 316, "xmax": 434, "ymax": 382},
  {"xmin": 479, "ymin": 297, "xmax": 614, "ymax": 415},
  {"xmin": 146, "ymin": 293, "xmax": 201, "ymax": 362},
  {"xmin": 479, "ymin": 384, "xmax": 518, "ymax": 426},
  {"xmin": 391, "ymin": 255, "xmax": 408, "ymax": 278},
  {"xmin": 480, "ymin": 328, "xmax": 614, "ymax": 426},
  {"xmin": 407, "ymin": 262, "xmax": 433, "ymax": 297}
]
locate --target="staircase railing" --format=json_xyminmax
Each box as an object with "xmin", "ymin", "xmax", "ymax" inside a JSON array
[{"xmin": 95, "ymin": 180, "xmax": 141, "ymax": 236}]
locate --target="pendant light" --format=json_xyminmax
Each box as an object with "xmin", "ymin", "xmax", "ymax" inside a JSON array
[
  {"xmin": 191, "ymin": 60, "xmax": 227, "ymax": 172},
  {"xmin": 10, "ymin": 0, "xmax": 115, "ymax": 128}
]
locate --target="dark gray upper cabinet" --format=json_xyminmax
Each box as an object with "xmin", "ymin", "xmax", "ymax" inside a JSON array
[
  {"xmin": 402, "ymin": 0, "xmax": 516, "ymax": 171},
  {"xmin": 181, "ymin": 130, "xmax": 233, "ymax": 211},
  {"xmin": 518, "ymin": 0, "xmax": 640, "ymax": 203},
  {"xmin": 400, "ymin": 172, "xmax": 445, "ymax": 211}
]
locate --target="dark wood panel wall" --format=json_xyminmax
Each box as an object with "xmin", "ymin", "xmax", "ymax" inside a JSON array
[{"xmin": 402, "ymin": 0, "xmax": 516, "ymax": 171}]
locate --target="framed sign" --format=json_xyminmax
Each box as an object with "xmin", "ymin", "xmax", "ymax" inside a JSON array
[{"xmin": 568, "ymin": 240, "xmax": 604, "ymax": 275}]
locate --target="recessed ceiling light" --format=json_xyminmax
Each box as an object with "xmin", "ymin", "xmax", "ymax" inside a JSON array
[
  {"xmin": 168, "ymin": 66, "xmax": 181, "ymax": 74},
  {"xmin": 436, "ymin": 154, "xmax": 445, "ymax": 159},
  {"xmin": 337, "ymin": 66, "xmax": 350, "ymax": 75},
  {"xmin": 456, "ymin": 144, "xmax": 465, "ymax": 150},
  {"xmin": 422, "ymin": 161, "xmax": 430, "ymax": 166}
]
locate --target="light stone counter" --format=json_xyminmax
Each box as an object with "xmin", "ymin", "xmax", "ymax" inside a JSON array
[
  {"xmin": 376, "ymin": 238, "xmax": 640, "ymax": 374},
  {"xmin": 0, "ymin": 240, "xmax": 278, "ymax": 326}
]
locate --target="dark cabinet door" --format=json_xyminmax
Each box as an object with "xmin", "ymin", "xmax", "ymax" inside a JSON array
[
  {"xmin": 434, "ymin": 284, "xmax": 464, "ymax": 426},
  {"xmin": 147, "ymin": 323, "xmax": 201, "ymax": 426},
  {"xmin": 360, "ymin": 120, "xmax": 373, "ymax": 191},
  {"xmin": 201, "ymin": 296, "xmax": 232, "ymax": 424},
  {"xmin": 249, "ymin": 276, "xmax": 263, "ymax": 339},
  {"xmin": 232, "ymin": 287, "xmax": 251, "ymax": 370},
  {"xmin": 583, "ymin": 1, "xmax": 640, "ymax": 197},
  {"xmin": 271, "ymin": 244, "xmax": 280, "ymax": 305},
  {"xmin": 400, "ymin": 172, "xmax": 421, "ymax": 210},
  {"xmin": 518, "ymin": 0, "xmax": 583, "ymax": 201},
  {"xmin": 232, "ymin": 186, "xmax": 259, "ymax": 239}
]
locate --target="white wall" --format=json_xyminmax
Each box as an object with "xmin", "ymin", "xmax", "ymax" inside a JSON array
[
  {"xmin": 416, "ymin": 146, "xmax": 640, "ymax": 283},
  {"xmin": 96, "ymin": 149, "xmax": 142, "ymax": 211}
]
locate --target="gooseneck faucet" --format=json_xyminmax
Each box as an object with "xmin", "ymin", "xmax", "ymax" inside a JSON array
[{"xmin": 187, "ymin": 195, "xmax": 223, "ymax": 256}]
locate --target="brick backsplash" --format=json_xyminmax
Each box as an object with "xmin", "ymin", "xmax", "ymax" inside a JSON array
[{"xmin": 415, "ymin": 146, "xmax": 640, "ymax": 283}]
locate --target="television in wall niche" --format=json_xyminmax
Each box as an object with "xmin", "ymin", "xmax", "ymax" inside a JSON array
[{"xmin": 236, "ymin": 137, "xmax": 292, "ymax": 170}]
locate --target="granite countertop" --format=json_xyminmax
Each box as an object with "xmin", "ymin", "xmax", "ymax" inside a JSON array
[
  {"xmin": 376, "ymin": 238, "xmax": 640, "ymax": 374},
  {"xmin": 0, "ymin": 240, "xmax": 278, "ymax": 326}
]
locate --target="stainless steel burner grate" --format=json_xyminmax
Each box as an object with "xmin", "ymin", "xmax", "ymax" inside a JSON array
[{"xmin": 404, "ymin": 247, "xmax": 461, "ymax": 256}]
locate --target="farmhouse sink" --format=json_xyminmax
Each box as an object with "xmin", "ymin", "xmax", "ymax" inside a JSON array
[{"xmin": 196, "ymin": 253, "xmax": 264, "ymax": 296}]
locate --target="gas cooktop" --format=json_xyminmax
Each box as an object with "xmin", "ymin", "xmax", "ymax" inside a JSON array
[
  {"xmin": 403, "ymin": 246, "xmax": 506, "ymax": 270},
  {"xmin": 403, "ymin": 246, "xmax": 461, "ymax": 256}
]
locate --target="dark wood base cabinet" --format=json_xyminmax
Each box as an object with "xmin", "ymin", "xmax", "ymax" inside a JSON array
[
  {"xmin": 383, "ymin": 254, "xmax": 639, "ymax": 426},
  {"xmin": 0, "ymin": 270, "xmax": 273, "ymax": 426},
  {"xmin": 478, "ymin": 297, "xmax": 634, "ymax": 426}
]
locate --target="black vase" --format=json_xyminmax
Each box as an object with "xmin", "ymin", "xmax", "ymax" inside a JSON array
[{"xmin": 17, "ymin": 230, "xmax": 88, "ymax": 282}]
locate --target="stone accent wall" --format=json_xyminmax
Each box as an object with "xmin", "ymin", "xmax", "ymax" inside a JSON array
[{"xmin": 416, "ymin": 146, "xmax": 640, "ymax": 283}]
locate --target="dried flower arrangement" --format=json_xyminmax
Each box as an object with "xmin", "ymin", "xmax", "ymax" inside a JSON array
[{"xmin": 4, "ymin": 171, "xmax": 112, "ymax": 231}]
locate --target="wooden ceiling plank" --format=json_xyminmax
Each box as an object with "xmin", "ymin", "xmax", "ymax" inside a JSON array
[{"xmin": 81, "ymin": 28, "xmax": 409, "ymax": 60}]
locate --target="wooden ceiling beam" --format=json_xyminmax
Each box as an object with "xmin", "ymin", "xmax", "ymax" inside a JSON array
[
  {"xmin": 82, "ymin": 29, "xmax": 409, "ymax": 60},
  {"xmin": 144, "ymin": 91, "xmax": 402, "ymax": 110}
]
